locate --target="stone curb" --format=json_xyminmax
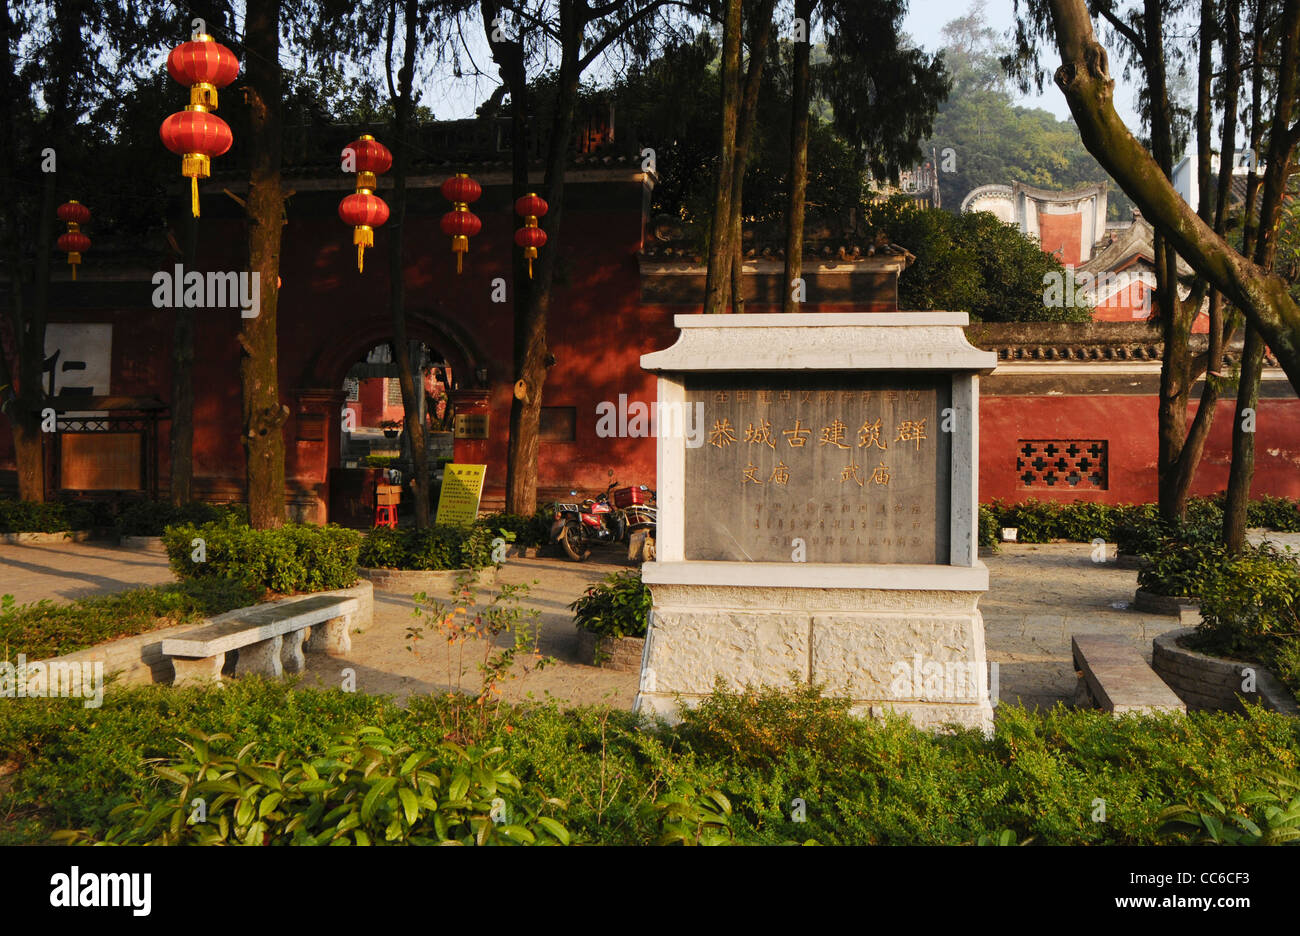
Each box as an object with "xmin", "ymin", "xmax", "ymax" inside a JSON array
[
  {"xmin": 359, "ymin": 565, "xmax": 498, "ymax": 593},
  {"xmin": 1152, "ymin": 627, "xmax": 1298, "ymax": 715},
  {"xmin": 575, "ymin": 629, "xmax": 645, "ymax": 672},
  {"xmin": 118, "ymin": 535, "xmax": 167, "ymax": 553},
  {"xmin": 1133, "ymin": 588, "xmax": 1197, "ymax": 616},
  {"xmin": 1, "ymin": 530, "xmax": 94, "ymax": 545}
]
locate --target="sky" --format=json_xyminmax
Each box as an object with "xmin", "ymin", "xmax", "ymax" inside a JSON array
[{"xmin": 901, "ymin": 0, "xmax": 1145, "ymax": 132}]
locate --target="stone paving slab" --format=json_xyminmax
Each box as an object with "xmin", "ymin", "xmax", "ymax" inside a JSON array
[{"xmin": 0, "ymin": 537, "xmax": 1224, "ymax": 712}]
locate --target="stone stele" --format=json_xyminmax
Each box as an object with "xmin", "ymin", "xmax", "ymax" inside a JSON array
[{"xmin": 637, "ymin": 313, "xmax": 997, "ymax": 732}]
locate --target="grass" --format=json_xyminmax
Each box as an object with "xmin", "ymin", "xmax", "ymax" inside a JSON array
[{"xmin": 0, "ymin": 579, "xmax": 260, "ymax": 662}]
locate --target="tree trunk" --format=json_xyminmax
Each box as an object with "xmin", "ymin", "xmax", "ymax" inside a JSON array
[
  {"xmin": 504, "ymin": 0, "xmax": 582, "ymax": 515},
  {"xmin": 782, "ymin": 0, "xmax": 814, "ymax": 315},
  {"xmin": 170, "ymin": 210, "xmax": 196, "ymax": 505},
  {"xmin": 1224, "ymin": 326, "xmax": 1265, "ymax": 551},
  {"xmin": 1225, "ymin": 0, "xmax": 1300, "ymax": 545},
  {"xmin": 241, "ymin": 0, "xmax": 287, "ymax": 528},
  {"xmin": 1046, "ymin": 0, "xmax": 1300, "ymax": 392},
  {"xmin": 725, "ymin": 0, "xmax": 778, "ymax": 314},
  {"xmin": 702, "ymin": 0, "xmax": 742, "ymax": 314},
  {"xmin": 389, "ymin": 0, "xmax": 430, "ymax": 528}
]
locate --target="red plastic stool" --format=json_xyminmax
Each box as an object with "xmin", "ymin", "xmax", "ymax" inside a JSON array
[{"xmin": 374, "ymin": 504, "xmax": 398, "ymax": 528}]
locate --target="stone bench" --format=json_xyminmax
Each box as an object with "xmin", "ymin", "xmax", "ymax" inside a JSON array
[
  {"xmin": 1072, "ymin": 634, "xmax": 1185, "ymax": 715},
  {"xmin": 161, "ymin": 595, "xmax": 359, "ymax": 686}
]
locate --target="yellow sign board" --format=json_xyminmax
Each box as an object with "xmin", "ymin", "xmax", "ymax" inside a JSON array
[{"xmin": 435, "ymin": 463, "xmax": 487, "ymax": 526}]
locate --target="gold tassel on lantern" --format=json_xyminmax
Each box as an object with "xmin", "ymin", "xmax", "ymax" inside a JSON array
[
  {"xmin": 182, "ymin": 153, "xmax": 211, "ymax": 217},
  {"xmin": 452, "ymin": 236, "xmax": 467, "ymax": 274},
  {"xmin": 354, "ymin": 225, "xmax": 374, "ymax": 273}
]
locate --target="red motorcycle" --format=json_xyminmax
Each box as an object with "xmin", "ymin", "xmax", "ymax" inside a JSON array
[{"xmin": 549, "ymin": 470, "xmax": 653, "ymax": 562}]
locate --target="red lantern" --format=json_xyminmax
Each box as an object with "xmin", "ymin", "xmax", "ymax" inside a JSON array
[
  {"xmin": 338, "ymin": 193, "xmax": 390, "ymax": 273},
  {"xmin": 513, "ymin": 192, "xmax": 549, "ymax": 278},
  {"xmin": 161, "ymin": 33, "xmax": 239, "ymax": 217},
  {"xmin": 166, "ymin": 36, "xmax": 239, "ymax": 109},
  {"xmin": 56, "ymin": 201, "xmax": 91, "ymax": 280},
  {"xmin": 339, "ymin": 134, "xmax": 392, "ymax": 273},
  {"xmin": 440, "ymin": 173, "xmax": 482, "ymax": 273}
]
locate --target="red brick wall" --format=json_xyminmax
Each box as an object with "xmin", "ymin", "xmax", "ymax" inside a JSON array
[{"xmin": 1038, "ymin": 212, "xmax": 1086, "ymax": 268}]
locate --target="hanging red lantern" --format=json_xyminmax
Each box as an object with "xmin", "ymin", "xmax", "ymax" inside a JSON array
[
  {"xmin": 513, "ymin": 192, "xmax": 549, "ymax": 278},
  {"xmin": 440, "ymin": 173, "xmax": 482, "ymax": 274},
  {"xmin": 161, "ymin": 33, "xmax": 239, "ymax": 218},
  {"xmin": 166, "ymin": 35, "xmax": 239, "ymax": 110},
  {"xmin": 338, "ymin": 193, "xmax": 390, "ymax": 273},
  {"xmin": 56, "ymin": 200, "xmax": 91, "ymax": 281},
  {"xmin": 338, "ymin": 134, "xmax": 392, "ymax": 273}
]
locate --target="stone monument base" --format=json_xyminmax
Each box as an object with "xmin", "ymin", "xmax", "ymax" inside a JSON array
[{"xmin": 636, "ymin": 562, "xmax": 994, "ymax": 733}]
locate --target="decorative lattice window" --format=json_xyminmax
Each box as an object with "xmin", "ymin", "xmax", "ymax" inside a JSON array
[{"xmin": 1017, "ymin": 440, "xmax": 1108, "ymax": 489}]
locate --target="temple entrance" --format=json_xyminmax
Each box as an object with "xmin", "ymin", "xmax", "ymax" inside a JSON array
[{"xmin": 331, "ymin": 341, "xmax": 454, "ymax": 528}]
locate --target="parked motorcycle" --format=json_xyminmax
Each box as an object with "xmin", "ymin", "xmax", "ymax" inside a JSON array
[{"xmin": 549, "ymin": 470, "xmax": 653, "ymax": 562}]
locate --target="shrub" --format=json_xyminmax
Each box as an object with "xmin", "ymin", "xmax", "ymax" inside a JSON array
[
  {"xmin": 164, "ymin": 521, "xmax": 361, "ymax": 595},
  {"xmin": 4, "ymin": 682, "xmax": 1300, "ymax": 846},
  {"xmin": 114, "ymin": 500, "xmax": 246, "ymax": 538},
  {"xmin": 56, "ymin": 729, "xmax": 569, "ymax": 846},
  {"xmin": 1249, "ymin": 495, "xmax": 1300, "ymax": 533},
  {"xmin": 978, "ymin": 505, "xmax": 999, "ymax": 550},
  {"xmin": 481, "ymin": 510, "xmax": 552, "ymax": 549},
  {"xmin": 357, "ymin": 522, "xmax": 501, "ymax": 571},
  {"xmin": 359, "ymin": 455, "xmax": 399, "ymax": 468},
  {"xmin": 0, "ymin": 579, "xmax": 259, "ymax": 661},
  {"xmin": 569, "ymin": 570, "xmax": 651, "ymax": 639},
  {"xmin": 1136, "ymin": 525, "xmax": 1234, "ymax": 597},
  {"xmin": 1193, "ymin": 546, "xmax": 1300, "ymax": 698},
  {"xmin": 0, "ymin": 500, "xmax": 97, "ymax": 533}
]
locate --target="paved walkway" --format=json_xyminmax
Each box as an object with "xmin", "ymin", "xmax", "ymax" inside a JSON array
[{"xmin": 5, "ymin": 533, "xmax": 1296, "ymax": 710}]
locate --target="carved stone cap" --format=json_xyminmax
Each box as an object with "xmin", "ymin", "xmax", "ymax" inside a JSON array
[{"xmin": 640, "ymin": 313, "xmax": 998, "ymax": 374}]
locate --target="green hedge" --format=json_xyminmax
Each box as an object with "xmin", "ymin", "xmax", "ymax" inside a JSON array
[
  {"xmin": 481, "ymin": 509, "xmax": 553, "ymax": 549},
  {"xmin": 114, "ymin": 501, "xmax": 247, "ymax": 538},
  {"xmin": 163, "ymin": 520, "xmax": 361, "ymax": 595},
  {"xmin": 0, "ymin": 500, "xmax": 101, "ymax": 533},
  {"xmin": 981, "ymin": 495, "xmax": 1300, "ymax": 549},
  {"xmin": 569, "ymin": 570, "xmax": 651, "ymax": 639},
  {"xmin": 357, "ymin": 523, "xmax": 502, "ymax": 571},
  {"xmin": 3, "ymin": 681, "xmax": 1299, "ymax": 846}
]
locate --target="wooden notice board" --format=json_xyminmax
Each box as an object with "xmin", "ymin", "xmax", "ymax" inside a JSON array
[
  {"xmin": 434, "ymin": 464, "xmax": 486, "ymax": 526},
  {"xmin": 60, "ymin": 432, "xmax": 144, "ymax": 491}
]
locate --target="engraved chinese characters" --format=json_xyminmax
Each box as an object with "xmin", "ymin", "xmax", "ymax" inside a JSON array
[{"xmin": 684, "ymin": 373, "xmax": 951, "ymax": 564}]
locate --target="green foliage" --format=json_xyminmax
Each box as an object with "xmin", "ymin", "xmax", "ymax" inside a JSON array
[
  {"xmin": 164, "ymin": 520, "xmax": 360, "ymax": 595},
  {"xmin": 114, "ymin": 501, "xmax": 246, "ymax": 538},
  {"xmin": 4, "ymin": 682, "xmax": 1300, "ymax": 846},
  {"xmin": 0, "ymin": 500, "xmax": 99, "ymax": 533},
  {"xmin": 358, "ymin": 522, "xmax": 504, "ymax": 571},
  {"xmin": 1159, "ymin": 768, "xmax": 1300, "ymax": 845},
  {"xmin": 568, "ymin": 570, "xmax": 652, "ymax": 640},
  {"xmin": 980, "ymin": 496, "xmax": 1300, "ymax": 549},
  {"xmin": 1137, "ymin": 534, "xmax": 1233, "ymax": 599},
  {"xmin": 860, "ymin": 197, "xmax": 1093, "ymax": 322},
  {"xmin": 651, "ymin": 782, "xmax": 734, "ymax": 846},
  {"xmin": 55, "ymin": 729, "xmax": 569, "ymax": 846},
  {"xmin": 480, "ymin": 510, "xmax": 553, "ymax": 549},
  {"xmin": 359, "ymin": 455, "xmax": 399, "ymax": 468},
  {"xmin": 1193, "ymin": 547, "xmax": 1300, "ymax": 699},
  {"xmin": 0, "ymin": 579, "xmax": 259, "ymax": 663},
  {"xmin": 978, "ymin": 504, "xmax": 1000, "ymax": 550}
]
